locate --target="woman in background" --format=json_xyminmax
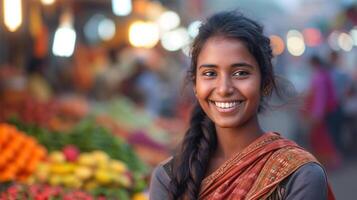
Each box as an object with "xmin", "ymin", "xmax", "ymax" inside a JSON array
[{"xmin": 303, "ymin": 55, "xmax": 341, "ymax": 169}]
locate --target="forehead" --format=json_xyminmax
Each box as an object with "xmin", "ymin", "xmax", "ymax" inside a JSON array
[{"xmin": 197, "ymin": 36, "xmax": 258, "ymax": 68}]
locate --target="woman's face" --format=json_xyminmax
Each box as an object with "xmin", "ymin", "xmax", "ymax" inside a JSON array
[{"xmin": 195, "ymin": 36, "xmax": 262, "ymax": 129}]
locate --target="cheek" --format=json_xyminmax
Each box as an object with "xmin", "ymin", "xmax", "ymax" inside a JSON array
[
  {"xmin": 195, "ymin": 80, "xmax": 211, "ymax": 99},
  {"xmin": 242, "ymin": 79, "xmax": 262, "ymax": 105},
  {"xmin": 248, "ymin": 85, "xmax": 261, "ymax": 100}
]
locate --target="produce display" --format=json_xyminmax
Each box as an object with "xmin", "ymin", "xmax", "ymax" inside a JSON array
[
  {"xmin": 27, "ymin": 149, "xmax": 145, "ymax": 199},
  {"xmin": 0, "ymin": 184, "xmax": 148, "ymax": 200},
  {"xmin": 1, "ymin": 92, "xmax": 172, "ymax": 167},
  {"xmin": 0, "ymin": 184, "xmax": 96, "ymax": 200},
  {"xmin": 0, "ymin": 97, "xmax": 58, "ymax": 128},
  {"xmin": 9, "ymin": 118, "xmax": 147, "ymax": 174},
  {"xmin": 35, "ymin": 150, "xmax": 131, "ymax": 189},
  {"xmin": 0, "ymin": 123, "xmax": 47, "ymax": 182},
  {"xmin": 92, "ymin": 97, "xmax": 171, "ymax": 165},
  {"xmin": 92, "ymin": 97, "xmax": 169, "ymax": 143},
  {"xmin": 0, "ymin": 76, "xmax": 172, "ymax": 200},
  {"xmin": 1, "ymin": 119, "xmax": 149, "ymax": 199}
]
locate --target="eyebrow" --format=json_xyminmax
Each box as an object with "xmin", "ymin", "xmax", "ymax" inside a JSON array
[{"xmin": 198, "ymin": 62, "xmax": 255, "ymax": 69}]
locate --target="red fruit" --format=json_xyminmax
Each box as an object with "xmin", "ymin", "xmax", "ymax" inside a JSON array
[
  {"xmin": 62, "ymin": 145, "xmax": 80, "ymax": 162},
  {"xmin": 7, "ymin": 185, "xmax": 18, "ymax": 196},
  {"xmin": 35, "ymin": 194, "xmax": 47, "ymax": 200},
  {"xmin": 29, "ymin": 184, "xmax": 41, "ymax": 197}
]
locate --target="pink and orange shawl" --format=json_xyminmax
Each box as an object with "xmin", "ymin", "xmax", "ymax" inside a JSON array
[{"xmin": 199, "ymin": 132, "xmax": 335, "ymax": 200}]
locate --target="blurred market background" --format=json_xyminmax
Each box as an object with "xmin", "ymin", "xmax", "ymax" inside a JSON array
[{"xmin": 0, "ymin": 0, "xmax": 356, "ymax": 199}]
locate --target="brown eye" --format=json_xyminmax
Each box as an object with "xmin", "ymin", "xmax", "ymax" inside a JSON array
[
  {"xmin": 233, "ymin": 71, "xmax": 249, "ymax": 77},
  {"xmin": 202, "ymin": 71, "xmax": 216, "ymax": 77}
]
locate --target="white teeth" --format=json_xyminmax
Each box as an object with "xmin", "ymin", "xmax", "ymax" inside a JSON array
[{"xmin": 214, "ymin": 101, "xmax": 241, "ymax": 109}]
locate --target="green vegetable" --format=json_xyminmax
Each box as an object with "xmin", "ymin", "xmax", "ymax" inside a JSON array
[{"xmin": 8, "ymin": 117, "xmax": 148, "ymax": 174}]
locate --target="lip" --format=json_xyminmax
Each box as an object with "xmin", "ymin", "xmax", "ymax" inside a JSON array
[{"xmin": 209, "ymin": 100, "xmax": 243, "ymax": 113}]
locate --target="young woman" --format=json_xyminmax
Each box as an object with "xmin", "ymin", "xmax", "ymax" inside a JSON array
[{"xmin": 149, "ymin": 11, "xmax": 335, "ymax": 200}]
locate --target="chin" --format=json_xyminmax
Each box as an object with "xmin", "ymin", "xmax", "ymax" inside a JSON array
[{"xmin": 214, "ymin": 119, "xmax": 242, "ymax": 129}]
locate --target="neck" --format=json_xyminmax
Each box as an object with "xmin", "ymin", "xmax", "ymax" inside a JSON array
[{"xmin": 214, "ymin": 116, "xmax": 264, "ymax": 160}]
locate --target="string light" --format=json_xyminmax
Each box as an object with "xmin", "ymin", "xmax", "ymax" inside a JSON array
[
  {"xmin": 52, "ymin": 11, "xmax": 77, "ymax": 57},
  {"xmin": 4, "ymin": 0, "xmax": 22, "ymax": 32}
]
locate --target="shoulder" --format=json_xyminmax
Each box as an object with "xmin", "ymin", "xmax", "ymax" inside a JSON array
[
  {"xmin": 149, "ymin": 157, "xmax": 173, "ymax": 200},
  {"xmin": 269, "ymin": 145, "xmax": 319, "ymax": 173},
  {"xmin": 150, "ymin": 157, "xmax": 173, "ymax": 188},
  {"xmin": 287, "ymin": 162, "xmax": 327, "ymax": 185},
  {"xmin": 282, "ymin": 162, "xmax": 328, "ymax": 200},
  {"xmin": 257, "ymin": 145, "xmax": 322, "ymax": 193},
  {"xmin": 268, "ymin": 135, "xmax": 318, "ymax": 164}
]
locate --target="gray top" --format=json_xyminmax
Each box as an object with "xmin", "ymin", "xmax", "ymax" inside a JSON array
[{"xmin": 149, "ymin": 160, "xmax": 328, "ymax": 200}]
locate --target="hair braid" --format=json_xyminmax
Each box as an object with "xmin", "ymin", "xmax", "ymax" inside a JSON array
[{"xmin": 169, "ymin": 103, "xmax": 217, "ymax": 200}]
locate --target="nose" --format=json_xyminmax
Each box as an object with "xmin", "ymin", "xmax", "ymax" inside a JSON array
[{"xmin": 217, "ymin": 75, "xmax": 234, "ymax": 96}]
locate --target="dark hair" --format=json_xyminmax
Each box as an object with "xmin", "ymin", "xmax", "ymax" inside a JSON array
[{"xmin": 169, "ymin": 11, "xmax": 276, "ymax": 199}]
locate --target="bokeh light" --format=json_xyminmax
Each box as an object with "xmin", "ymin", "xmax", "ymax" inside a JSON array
[
  {"xmin": 269, "ymin": 35, "xmax": 285, "ymax": 56},
  {"xmin": 303, "ymin": 28, "xmax": 322, "ymax": 47},
  {"xmin": 157, "ymin": 11, "xmax": 180, "ymax": 32},
  {"xmin": 84, "ymin": 14, "xmax": 104, "ymax": 44},
  {"xmin": 52, "ymin": 11, "xmax": 76, "ymax": 57},
  {"xmin": 41, "ymin": 0, "xmax": 55, "ymax": 5},
  {"xmin": 350, "ymin": 28, "xmax": 357, "ymax": 46},
  {"xmin": 129, "ymin": 21, "xmax": 160, "ymax": 48},
  {"xmin": 338, "ymin": 32, "xmax": 353, "ymax": 52},
  {"xmin": 286, "ymin": 30, "xmax": 305, "ymax": 56},
  {"xmin": 98, "ymin": 18, "xmax": 116, "ymax": 41},
  {"xmin": 187, "ymin": 20, "xmax": 202, "ymax": 38},
  {"xmin": 161, "ymin": 27, "xmax": 190, "ymax": 51},
  {"xmin": 145, "ymin": 1, "xmax": 164, "ymax": 21},
  {"xmin": 4, "ymin": 0, "xmax": 22, "ymax": 32},
  {"xmin": 112, "ymin": 0, "xmax": 132, "ymax": 16},
  {"xmin": 52, "ymin": 27, "xmax": 76, "ymax": 57},
  {"xmin": 328, "ymin": 31, "xmax": 340, "ymax": 51}
]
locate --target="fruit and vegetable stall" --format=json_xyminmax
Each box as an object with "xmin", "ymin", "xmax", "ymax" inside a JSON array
[{"xmin": 0, "ymin": 93, "xmax": 180, "ymax": 200}]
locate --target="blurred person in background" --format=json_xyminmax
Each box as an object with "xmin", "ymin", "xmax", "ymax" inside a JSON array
[
  {"xmin": 341, "ymin": 72, "xmax": 357, "ymax": 156},
  {"xmin": 326, "ymin": 50, "xmax": 352, "ymax": 156},
  {"xmin": 150, "ymin": 11, "xmax": 335, "ymax": 200},
  {"xmin": 302, "ymin": 55, "xmax": 341, "ymax": 169},
  {"xmin": 120, "ymin": 59, "xmax": 163, "ymax": 117}
]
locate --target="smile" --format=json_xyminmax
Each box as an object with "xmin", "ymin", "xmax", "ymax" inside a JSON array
[{"xmin": 210, "ymin": 100, "xmax": 243, "ymax": 111}]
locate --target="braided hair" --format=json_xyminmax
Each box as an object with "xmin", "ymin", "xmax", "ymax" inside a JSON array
[
  {"xmin": 169, "ymin": 11, "xmax": 276, "ymax": 199},
  {"xmin": 169, "ymin": 104, "xmax": 216, "ymax": 199}
]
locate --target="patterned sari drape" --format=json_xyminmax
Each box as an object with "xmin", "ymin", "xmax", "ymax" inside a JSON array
[{"xmin": 199, "ymin": 132, "xmax": 335, "ymax": 200}]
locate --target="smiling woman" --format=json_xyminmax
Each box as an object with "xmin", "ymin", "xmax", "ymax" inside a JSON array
[
  {"xmin": 149, "ymin": 11, "xmax": 335, "ymax": 200},
  {"xmin": 195, "ymin": 37, "xmax": 261, "ymax": 130}
]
